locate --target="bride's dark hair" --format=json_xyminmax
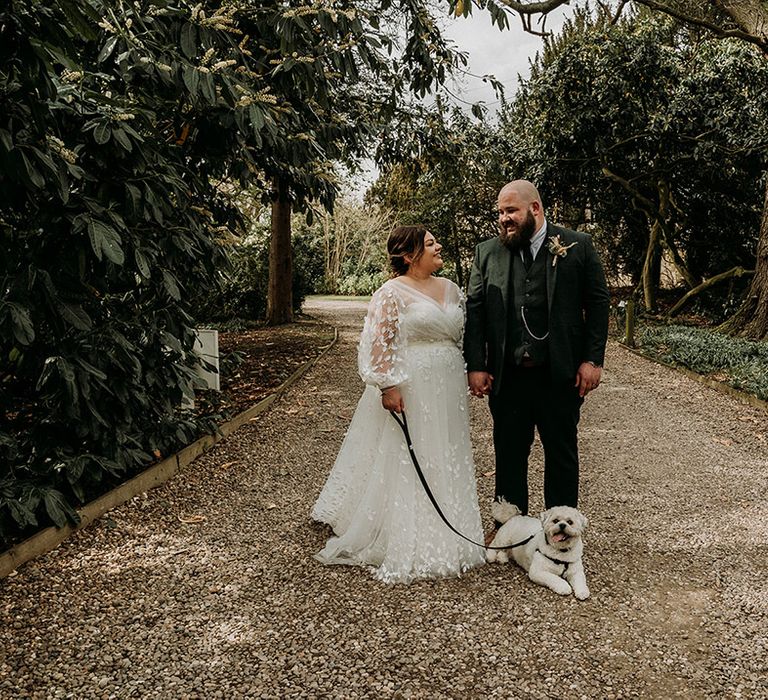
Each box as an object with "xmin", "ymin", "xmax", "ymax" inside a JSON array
[{"xmin": 387, "ymin": 225, "xmax": 427, "ymax": 276}]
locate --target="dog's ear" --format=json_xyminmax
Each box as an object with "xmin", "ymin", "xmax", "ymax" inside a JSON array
[
  {"xmin": 539, "ymin": 508, "xmax": 552, "ymax": 524},
  {"xmin": 578, "ymin": 511, "xmax": 588, "ymax": 530}
]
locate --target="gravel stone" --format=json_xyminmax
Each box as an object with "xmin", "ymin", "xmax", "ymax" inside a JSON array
[{"xmin": 0, "ymin": 298, "xmax": 766, "ymax": 699}]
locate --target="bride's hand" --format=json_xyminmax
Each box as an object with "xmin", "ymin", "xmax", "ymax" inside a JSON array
[{"xmin": 381, "ymin": 387, "xmax": 404, "ymax": 413}]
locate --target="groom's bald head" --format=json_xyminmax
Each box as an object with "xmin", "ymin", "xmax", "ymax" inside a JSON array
[
  {"xmin": 497, "ymin": 180, "xmax": 545, "ymax": 249},
  {"xmin": 498, "ymin": 180, "xmax": 543, "ymax": 209}
]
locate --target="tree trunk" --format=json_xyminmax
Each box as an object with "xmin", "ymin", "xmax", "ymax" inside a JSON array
[
  {"xmin": 718, "ymin": 177, "xmax": 768, "ymax": 339},
  {"xmin": 641, "ymin": 219, "xmax": 662, "ymax": 310},
  {"xmin": 267, "ymin": 178, "xmax": 293, "ymax": 325},
  {"xmin": 716, "ymin": 1, "xmax": 768, "ymax": 48}
]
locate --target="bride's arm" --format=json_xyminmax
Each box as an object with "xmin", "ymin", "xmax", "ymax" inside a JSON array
[{"xmin": 358, "ymin": 284, "xmax": 408, "ymax": 407}]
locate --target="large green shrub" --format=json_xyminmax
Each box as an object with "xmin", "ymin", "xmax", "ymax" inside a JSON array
[
  {"xmin": 0, "ymin": 1, "xmax": 247, "ymax": 544},
  {"xmin": 0, "ymin": 0, "xmax": 512, "ymax": 547}
]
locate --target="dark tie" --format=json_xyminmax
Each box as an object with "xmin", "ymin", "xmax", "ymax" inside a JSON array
[{"xmin": 523, "ymin": 246, "xmax": 534, "ymax": 271}]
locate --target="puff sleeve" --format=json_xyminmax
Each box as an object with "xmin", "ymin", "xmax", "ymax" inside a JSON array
[{"xmin": 357, "ymin": 284, "xmax": 408, "ymax": 389}]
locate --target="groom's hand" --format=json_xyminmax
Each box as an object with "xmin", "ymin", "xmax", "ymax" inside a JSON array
[
  {"xmin": 468, "ymin": 371, "xmax": 493, "ymax": 398},
  {"xmin": 575, "ymin": 362, "xmax": 602, "ymax": 397}
]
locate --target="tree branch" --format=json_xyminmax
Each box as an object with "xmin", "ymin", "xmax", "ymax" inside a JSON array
[
  {"xmin": 609, "ymin": 0, "xmax": 631, "ymax": 25},
  {"xmin": 495, "ymin": 0, "xmax": 573, "ymax": 14},
  {"xmin": 632, "ymin": 0, "xmax": 768, "ymax": 52},
  {"xmin": 667, "ymin": 266, "xmax": 755, "ymax": 317}
]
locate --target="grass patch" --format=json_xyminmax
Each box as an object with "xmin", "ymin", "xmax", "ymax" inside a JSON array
[{"xmin": 638, "ymin": 324, "xmax": 768, "ymax": 401}]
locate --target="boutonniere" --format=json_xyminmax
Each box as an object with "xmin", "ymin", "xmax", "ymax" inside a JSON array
[{"xmin": 546, "ymin": 235, "xmax": 578, "ymax": 267}]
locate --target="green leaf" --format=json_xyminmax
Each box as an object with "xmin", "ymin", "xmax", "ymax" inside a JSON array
[
  {"xmin": 135, "ymin": 249, "xmax": 151, "ymax": 278},
  {"xmin": 200, "ymin": 71, "xmax": 216, "ymax": 103},
  {"xmin": 4, "ymin": 498, "xmax": 38, "ymax": 528},
  {"xmin": 183, "ymin": 65, "xmax": 200, "ymax": 96},
  {"xmin": 57, "ymin": 0, "xmax": 101, "ymax": 41},
  {"xmin": 43, "ymin": 489, "xmax": 79, "ymax": 528},
  {"xmin": 0, "ymin": 129, "xmax": 13, "ymax": 152},
  {"xmin": 66, "ymin": 457, "xmax": 86, "ymax": 483},
  {"xmin": 126, "ymin": 183, "xmax": 142, "ymax": 214},
  {"xmin": 181, "ymin": 24, "xmax": 197, "ymax": 59},
  {"xmin": 87, "ymin": 219, "xmax": 125, "ymax": 265},
  {"xmin": 161, "ymin": 331, "xmax": 182, "ymax": 353},
  {"xmin": 58, "ymin": 302, "xmax": 93, "ymax": 331},
  {"xmin": 98, "ymin": 35, "xmax": 118, "ymax": 64},
  {"xmin": 9, "ymin": 347, "xmax": 23, "ymax": 366},
  {"xmin": 6, "ymin": 302, "xmax": 35, "ymax": 345},
  {"xmin": 162, "ymin": 270, "xmax": 181, "ymax": 300},
  {"xmin": 94, "ymin": 122, "xmax": 111, "ymax": 145},
  {"xmin": 112, "ymin": 128, "xmax": 132, "ymax": 152},
  {"xmin": 249, "ymin": 104, "xmax": 265, "ymax": 130},
  {"xmin": 19, "ymin": 150, "xmax": 45, "ymax": 189}
]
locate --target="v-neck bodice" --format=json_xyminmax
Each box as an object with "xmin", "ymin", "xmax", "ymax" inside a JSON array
[
  {"xmin": 385, "ymin": 278, "xmax": 464, "ymax": 346},
  {"xmin": 389, "ymin": 277, "xmax": 448, "ymax": 310}
]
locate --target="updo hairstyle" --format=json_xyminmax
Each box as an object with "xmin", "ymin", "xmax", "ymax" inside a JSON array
[{"xmin": 387, "ymin": 224, "xmax": 428, "ymax": 277}]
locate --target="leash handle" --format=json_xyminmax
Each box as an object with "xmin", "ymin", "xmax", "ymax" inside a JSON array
[{"xmin": 389, "ymin": 410, "xmax": 531, "ymax": 552}]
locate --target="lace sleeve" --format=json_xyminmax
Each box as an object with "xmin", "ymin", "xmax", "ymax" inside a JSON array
[
  {"xmin": 357, "ymin": 284, "xmax": 408, "ymax": 389},
  {"xmin": 449, "ymin": 280, "xmax": 466, "ymax": 350}
]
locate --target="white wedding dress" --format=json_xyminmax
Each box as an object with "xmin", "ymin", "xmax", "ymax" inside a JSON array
[{"xmin": 311, "ymin": 277, "xmax": 486, "ymax": 584}]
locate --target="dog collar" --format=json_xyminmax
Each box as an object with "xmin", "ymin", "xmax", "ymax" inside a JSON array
[{"xmin": 536, "ymin": 548, "xmax": 571, "ymax": 573}]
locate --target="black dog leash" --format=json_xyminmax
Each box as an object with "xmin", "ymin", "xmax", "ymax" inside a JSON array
[{"xmin": 389, "ymin": 410, "xmax": 534, "ymax": 551}]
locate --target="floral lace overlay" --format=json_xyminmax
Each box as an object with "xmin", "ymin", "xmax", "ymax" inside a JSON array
[{"xmin": 312, "ymin": 278, "xmax": 485, "ymax": 584}]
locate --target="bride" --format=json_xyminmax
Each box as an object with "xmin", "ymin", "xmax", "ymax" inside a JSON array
[{"xmin": 311, "ymin": 225, "xmax": 486, "ymax": 584}]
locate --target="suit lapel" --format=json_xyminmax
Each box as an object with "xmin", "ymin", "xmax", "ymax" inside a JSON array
[
  {"xmin": 495, "ymin": 242, "xmax": 512, "ymax": 315},
  {"xmin": 545, "ymin": 225, "xmax": 558, "ymax": 314}
]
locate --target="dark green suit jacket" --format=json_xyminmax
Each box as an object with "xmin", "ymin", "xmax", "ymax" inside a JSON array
[{"xmin": 464, "ymin": 224, "xmax": 610, "ymax": 393}]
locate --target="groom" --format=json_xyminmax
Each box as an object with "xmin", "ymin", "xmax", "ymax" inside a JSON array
[{"xmin": 464, "ymin": 180, "xmax": 609, "ymax": 539}]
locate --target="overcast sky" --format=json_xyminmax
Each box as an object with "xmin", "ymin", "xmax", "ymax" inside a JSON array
[
  {"xmin": 347, "ymin": 5, "xmax": 574, "ymax": 195},
  {"xmin": 440, "ymin": 6, "xmax": 572, "ymax": 115}
]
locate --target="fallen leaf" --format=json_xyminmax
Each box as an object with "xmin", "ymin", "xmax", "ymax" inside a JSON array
[
  {"xmin": 266, "ymin": 503, "xmax": 278, "ymax": 510},
  {"xmin": 712, "ymin": 437, "xmax": 734, "ymax": 447},
  {"xmin": 219, "ymin": 461, "xmax": 238, "ymax": 470},
  {"xmin": 482, "ymin": 470, "xmax": 496, "ymax": 478},
  {"xmin": 178, "ymin": 514, "xmax": 207, "ymax": 524}
]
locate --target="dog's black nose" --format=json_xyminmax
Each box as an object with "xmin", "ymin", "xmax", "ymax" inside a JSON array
[{"xmin": 558, "ymin": 523, "xmax": 566, "ymax": 530}]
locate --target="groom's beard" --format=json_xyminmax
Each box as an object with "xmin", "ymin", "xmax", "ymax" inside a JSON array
[{"xmin": 499, "ymin": 210, "xmax": 536, "ymax": 250}]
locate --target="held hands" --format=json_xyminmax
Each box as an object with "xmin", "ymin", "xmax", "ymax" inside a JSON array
[
  {"xmin": 381, "ymin": 386, "xmax": 404, "ymax": 413},
  {"xmin": 575, "ymin": 362, "xmax": 602, "ymax": 397},
  {"xmin": 468, "ymin": 371, "xmax": 493, "ymax": 398}
]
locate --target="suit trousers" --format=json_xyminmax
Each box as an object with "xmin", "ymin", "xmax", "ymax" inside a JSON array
[{"xmin": 488, "ymin": 365, "xmax": 583, "ymax": 516}]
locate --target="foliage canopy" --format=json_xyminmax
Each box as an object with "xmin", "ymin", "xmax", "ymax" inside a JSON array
[{"xmin": 0, "ymin": 0, "xmax": 466, "ymax": 546}]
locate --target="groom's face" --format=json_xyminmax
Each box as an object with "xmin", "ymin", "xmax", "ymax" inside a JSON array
[{"xmin": 498, "ymin": 190, "xmax": 537, "ymax": 250}]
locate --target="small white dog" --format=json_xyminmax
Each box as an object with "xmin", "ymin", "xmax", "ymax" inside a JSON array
[{"xmin": 486, "ymin": 501, "xmax": 590, "ymax": 600}]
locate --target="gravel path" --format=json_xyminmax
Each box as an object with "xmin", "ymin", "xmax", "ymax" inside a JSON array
[{"xmin": 1, "ymin": 299, "xmax": 766, "ymax": 700}]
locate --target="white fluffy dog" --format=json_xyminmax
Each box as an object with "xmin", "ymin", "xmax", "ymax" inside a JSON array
[{"xmin": 486, "ymin": 501, "xmax": 590, "ymax": 600}]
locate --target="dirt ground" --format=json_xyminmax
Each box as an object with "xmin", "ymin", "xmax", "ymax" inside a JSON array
[
  {"xmin": 209, "ymin": 316, "xmax": 336, "ymax": 416},
  {"xmin": 1, "ymin": 297, "xmax": 766, "ymax": 699}
]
